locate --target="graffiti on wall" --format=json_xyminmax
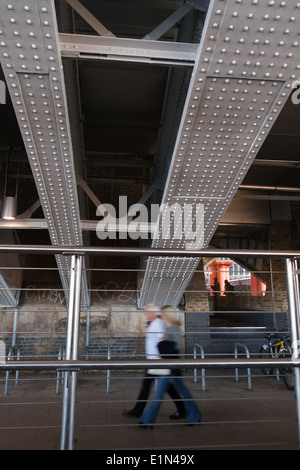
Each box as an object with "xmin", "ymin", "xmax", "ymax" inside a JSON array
[
  {"xmin": 24, "ymin": 286, "xmax": 67, "ymax": 305},
  {"xmin": 23, "ymin": 281, "xmax": 137, "ymax": 305},
  {"xmin": 95, "ymin": 281, "xmax": 136, "ymax": 304}
]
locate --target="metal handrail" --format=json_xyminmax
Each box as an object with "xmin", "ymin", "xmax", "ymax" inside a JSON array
[
  {"xmin": 4, "ymin": 346, "xmax": 20, "ymax": 396},
  {"xmin": 0, "ymin": 244, "xmax": 299, "ymax": 258},
  {"xmin": 56, "ymin": 347, "xmax": 66, "ymax": 395},
  {"xmin": 193, "ymin": 343, "xmax": 205, "ymax": 391},
  {"xmin": 0, "ymin": 357, "xmax": 299, "ymax": 371},
  {"xmin": 234, "ymin": 343, "xmax": 252, "ymax": 391},
  {"xmin": 107, "ymin": 345, "xmax": 111, "ymax": 394}
]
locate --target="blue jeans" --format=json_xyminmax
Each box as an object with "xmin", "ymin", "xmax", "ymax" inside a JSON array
[{"xmin": 140, "ymin": 375, "xmax": 202, "ymax": 424}]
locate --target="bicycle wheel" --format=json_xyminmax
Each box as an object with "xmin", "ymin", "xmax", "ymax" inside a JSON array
[
  {"xmin": 281, "ymin": 349, "xmax": 295, "ymax": 391},
  {"xmin": 260, "ymin": 346, "xmax": 273, "ymax": 375},
  {"xmin": 282, "ymin": 368, "xmax": 294, "ymax": 390}
]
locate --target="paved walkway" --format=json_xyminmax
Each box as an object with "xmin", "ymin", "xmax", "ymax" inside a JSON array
[{"xmin": 0, "ymin": 371, "xmax": 298, "ymax": 450}]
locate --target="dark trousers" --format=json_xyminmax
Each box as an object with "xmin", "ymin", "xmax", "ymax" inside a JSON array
[{"xmin": 132, "ymin": 373, "xmax": 185, "ymax": 417}]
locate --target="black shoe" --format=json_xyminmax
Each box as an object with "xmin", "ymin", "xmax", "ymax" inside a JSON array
[
  {"xmin": 169, "ymin": 411, "xmax": 187, "ymax": 420},
  {"xmin": 185, "ymin": 420, "xmax": 202, "ymax": 426},
  {"xmin": 138, "ymin": 422, "xmax": 153, "ymax": 430}
]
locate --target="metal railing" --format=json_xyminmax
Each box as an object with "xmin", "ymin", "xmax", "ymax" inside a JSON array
[
  {"xmin": 56, "ymin": 347, "xmax": 65, "ymax": 395},
  {"xmin": 234, "ymin": 343, "xmax": 252, "ymax": 391},
  {"xmin": 193, "ymin": 343, "xmax": 205, "ymax": 391},
  {"xmin": 4, "ymin": 346, "xmax": 20, "ymax": 395},
  {"xmin": 0, "ymin": 244, "xmax": 299, "ymax": 450}
]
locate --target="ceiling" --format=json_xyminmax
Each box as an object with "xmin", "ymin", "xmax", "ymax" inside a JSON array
[{"xmin": 0, "ymin": 0, "xmax": 299, "ymax": 308}]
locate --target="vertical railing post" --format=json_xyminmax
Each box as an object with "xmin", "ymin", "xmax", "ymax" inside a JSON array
[
  {"xmin": 286, "ymin": 258, "xmax": 300, "ymax": 449},
  {"xmin": 60, "ymin": 254, "xmax": 83, "ymax": 451}
]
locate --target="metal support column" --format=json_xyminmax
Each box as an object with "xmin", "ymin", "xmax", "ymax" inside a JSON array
[
  {"xmin": 60, "ymin": 255, "xmax": 83, "ymax": 451},
  {"xmin": 286, "ymin": 259, "xmax": 300, "ymax": 449}
]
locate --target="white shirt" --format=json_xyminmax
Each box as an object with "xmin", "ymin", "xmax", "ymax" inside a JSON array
[{"xmin": 145, "ymin": 317, "xmax": 165, "ymax": 360}]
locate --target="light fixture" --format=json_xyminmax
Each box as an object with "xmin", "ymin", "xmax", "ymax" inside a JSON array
[
  {"xmin": 1, "ymin": 196, "xmax": 17, "ymax": 221},
  {"xmin": 1, "ymin": 148, "xmax": 19, "ymax": 220}
]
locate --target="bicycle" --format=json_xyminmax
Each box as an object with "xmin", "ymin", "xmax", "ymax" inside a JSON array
[{"xmin": 260, "ymin": 333, "xmax": 294, "ymax": 391}]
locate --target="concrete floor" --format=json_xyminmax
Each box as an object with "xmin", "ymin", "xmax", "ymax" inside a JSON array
[{"xmin": 0, "ymin": 371, "xmax": 298, "ymax": 451}]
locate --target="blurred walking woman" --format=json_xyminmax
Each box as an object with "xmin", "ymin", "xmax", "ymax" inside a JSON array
[{"xmin": 139, "ymin": 306, "xmax": 202, "ymax": 428}]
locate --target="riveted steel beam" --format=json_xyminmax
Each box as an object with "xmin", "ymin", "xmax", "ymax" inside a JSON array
[
  {"xmin": 139, "ymin": 0, "xmax": 300, "ymax": 307},
  {"xmin": 0, "ymin": 0, "xmax": 89, "ymax": 307},
  {"xmin": 59, "ymin": 33, "xmax": 198, "ymax": 66}
]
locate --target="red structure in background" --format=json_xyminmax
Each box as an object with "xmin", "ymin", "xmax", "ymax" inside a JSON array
[
  {"xmin": 209, "ymin": 259, "xmax": 266, "ymax": 297},
  {"xmin": 209, "ymin": 259, "xmax": 233, "ymax": 296},
  {"xmin": 251, "ymin": 275, "xmax": 267, "ymax": 296}
]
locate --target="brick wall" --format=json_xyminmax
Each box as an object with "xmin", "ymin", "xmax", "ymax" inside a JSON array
[{"xmin": 183, "ymin": 219, "xmax": 293, "ymax": 357}]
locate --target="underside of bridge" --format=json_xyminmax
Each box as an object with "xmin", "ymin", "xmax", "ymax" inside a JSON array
[{"xmin": 0, "ymin": 0, "xmax": 299, "ymax": 309}]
